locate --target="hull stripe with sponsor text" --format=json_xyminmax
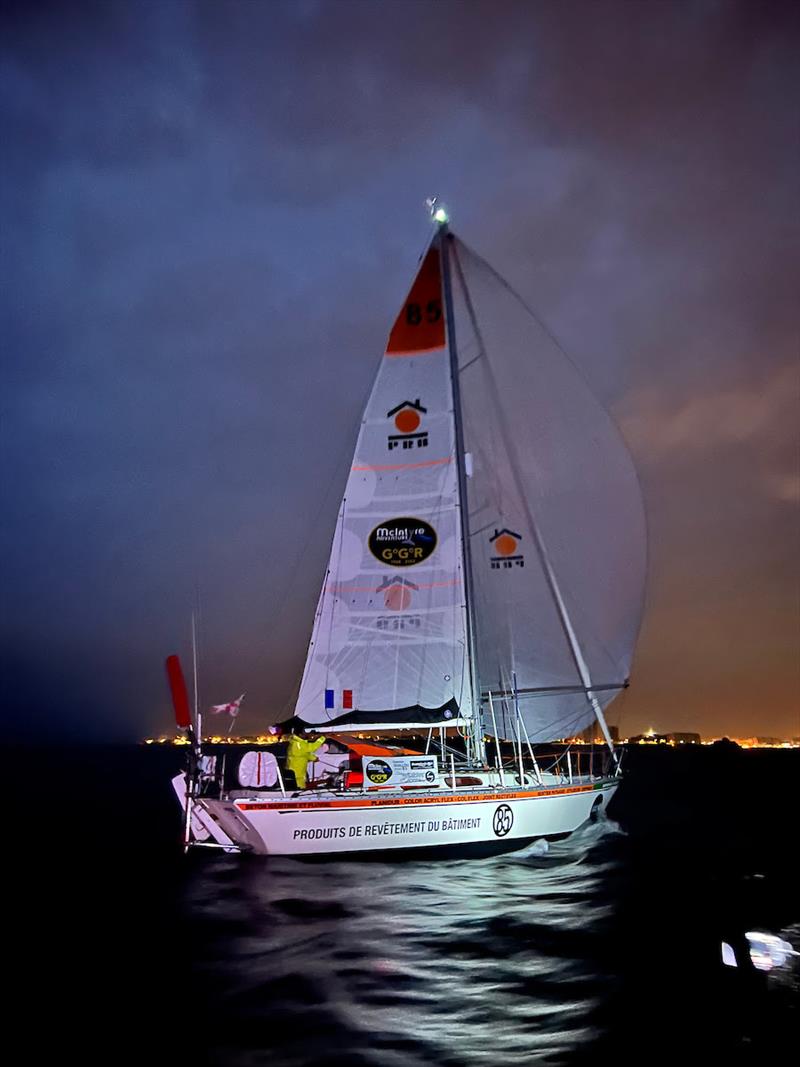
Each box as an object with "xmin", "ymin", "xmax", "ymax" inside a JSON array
[{"xmin": 236, "ymin": 782, "xmax": 609, "ymax": 813}]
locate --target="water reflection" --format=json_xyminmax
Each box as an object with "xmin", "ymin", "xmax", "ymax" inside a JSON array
[
  {"xmin": 184, "ymin": 819, "xmax": 625, "ymax": 1066},
  {"xmin": 723, "ymin": 930, "xmax": 799, "ymax": 973}
]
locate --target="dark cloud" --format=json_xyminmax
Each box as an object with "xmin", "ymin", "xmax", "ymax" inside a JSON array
[{"xmin": 1, "ymin": 0, "xmax": 798, "ymax": 741}]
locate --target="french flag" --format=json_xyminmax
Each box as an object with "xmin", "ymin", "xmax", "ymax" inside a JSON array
[{"xmin": 325, "ymin": 688, "xmax": 353, "ymax": 711}]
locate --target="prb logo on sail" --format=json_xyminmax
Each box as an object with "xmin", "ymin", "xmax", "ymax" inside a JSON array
[
  {"xmin": 387, "ymin": 399, "xmax": 428, "ymax": 452},
  {"xmin": 490, "ymin": 528, "xmax": 525, "ymax": 570},
  {"xmin": 376, "ymin": 576, "xmax": 422, "ymax": 632},
  {"xmin": 378, "ymin": 575, "xmax": 417, "ymax": 611}
]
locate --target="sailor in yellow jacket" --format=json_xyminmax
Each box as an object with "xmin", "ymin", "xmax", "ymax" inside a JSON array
[{"xmin": 286, "ymin": 732, "xmax": 327, "ymax": 789}]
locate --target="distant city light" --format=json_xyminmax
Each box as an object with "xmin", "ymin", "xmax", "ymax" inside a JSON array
[{"xmin": 140, "ymin": 732, "xmax": 799, "ymax": 748}]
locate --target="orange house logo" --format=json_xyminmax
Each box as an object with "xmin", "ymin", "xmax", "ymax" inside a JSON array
[
  {"xmin": 375, "ymin": 577, "xmax": 422, "ymax": 631},
  {"xmin": 490, "ymin": 528, "xmax": 525, "ymax": 570},
  {"xmin": 387, "ymin": 399, "xmax": 428, "ymax": 452},
  {"xmin": 377, "ymin": 575, "xmax": 418, "ymax": 610}
]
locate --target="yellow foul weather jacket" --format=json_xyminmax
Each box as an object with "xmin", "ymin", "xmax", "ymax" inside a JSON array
[{"xmin": 286, "ymin": 734, "xmax": 326, "ymax": 788}]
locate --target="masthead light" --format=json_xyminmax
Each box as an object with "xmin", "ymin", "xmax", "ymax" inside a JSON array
[{"xmin": 425, "ymin": 196, "xmax": 449, "ymax": 225}]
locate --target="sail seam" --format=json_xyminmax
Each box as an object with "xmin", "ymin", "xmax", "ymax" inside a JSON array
[
  {"xmin": 327, "ymin": 579, "xmax": 461, "ymax": 593},
  {"xmin": 351, "ymin": 456, "xmax": 452, "ymax": 472},
  {"xmin": 384, "ymin": 346, "xmax": 445, "ymax": 358}
]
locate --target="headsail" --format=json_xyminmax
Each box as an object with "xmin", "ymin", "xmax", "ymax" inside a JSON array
[
  {"xmin": 451, "ymin": 239, "xmax": 647, "ymax": 743},
  {"xmin": 294, "ymin": 245, "xmax": 474, "ymax": 730}
]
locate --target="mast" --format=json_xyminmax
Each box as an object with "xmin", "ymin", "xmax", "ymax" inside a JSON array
[
  {"xmin": 438, "ymin": 219, "xmax": 484, "ymax": 764},
  {"xmin": 191, "ymin": 609, "xmax": 202, "ymax": 746}
]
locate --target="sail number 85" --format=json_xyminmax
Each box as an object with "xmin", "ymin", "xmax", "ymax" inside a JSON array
[{"xmin": 406, "ymin": 300, "xmax": 442, "ymax": 326}]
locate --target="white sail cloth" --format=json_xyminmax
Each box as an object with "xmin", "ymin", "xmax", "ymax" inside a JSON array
[
  {"xmin": 293, "ymin": 232, "xmax": 646, "ymax": 744},
  {"xmin": 451, "ymin": 240, "xmax": 646, "ymax": 741}
]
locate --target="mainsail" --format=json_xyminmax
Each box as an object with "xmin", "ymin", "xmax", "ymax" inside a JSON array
[{"xmin": 294, "ymin": 247, "xmax": 474, "ymax": 729}]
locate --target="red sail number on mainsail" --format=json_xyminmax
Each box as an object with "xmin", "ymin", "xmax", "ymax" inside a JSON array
[{"xmin": 385, "ymin": 247, "xmax": 446, "ymax": 355}]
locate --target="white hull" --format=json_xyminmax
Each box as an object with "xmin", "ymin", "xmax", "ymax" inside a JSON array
[{"xmin": 191, "ymin": 777, "xmax": 618, "ymax": 856}]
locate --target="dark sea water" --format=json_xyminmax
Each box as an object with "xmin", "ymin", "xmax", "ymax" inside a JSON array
[{"xmin": 10, "ymin": 745, "xmax": 798, "ymax": 1065}]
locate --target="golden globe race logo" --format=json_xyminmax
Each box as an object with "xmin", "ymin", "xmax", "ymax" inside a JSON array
[
  {"xmin": 365, "ymin": 759, "xmax": 392, "ymax": 784},
  {"xmin": 368, "ymin": 517, "xmax": 437, "ymax": 567}
]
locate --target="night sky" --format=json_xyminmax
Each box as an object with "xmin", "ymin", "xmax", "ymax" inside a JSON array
[{"xmin": 2, "ymin": 0, "xmax": 798, "ymax": 743}]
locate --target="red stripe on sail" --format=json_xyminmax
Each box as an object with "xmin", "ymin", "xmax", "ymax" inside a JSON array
[
  {"xmin": 352, "ymin": 455, "xmax": 451, "ymax": 472},
  {"xmin": 165, "ymin": 654, "xmax": 192, "ymax": 730}
]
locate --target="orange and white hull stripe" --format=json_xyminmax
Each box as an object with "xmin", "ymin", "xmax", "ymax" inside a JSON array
[{"xmin": 195, "ymin": 779, "xmax": 618, "ymax": 856}]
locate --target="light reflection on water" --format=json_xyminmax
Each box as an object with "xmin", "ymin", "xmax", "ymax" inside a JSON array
[
  {"xmin": 12, "ymin": 747, "xmax": 799, "ymax": 1066},
  {"xmin": 184, "ymin": 820, "xmax": 626, "ymax": 1067}
]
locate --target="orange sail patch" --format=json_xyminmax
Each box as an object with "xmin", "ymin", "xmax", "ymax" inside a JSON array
[{"xmin": 385, "ymin": 247, "xmax": 446, "ymax": 355}]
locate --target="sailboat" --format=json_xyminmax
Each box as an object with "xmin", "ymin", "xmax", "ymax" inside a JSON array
[{"xmin": 168, "ymin": 204, "xmax": 647, "ymax": 857}]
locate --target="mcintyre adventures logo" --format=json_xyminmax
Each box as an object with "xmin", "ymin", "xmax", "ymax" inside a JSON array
[{"xmin": 368, "ymin": 517, "xmax": 437, "ymax": 567}]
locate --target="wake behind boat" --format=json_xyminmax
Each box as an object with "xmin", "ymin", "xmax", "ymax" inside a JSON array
[{"xmin": 166, "ymin": 203, "xmax": 646, "ymax": 857}]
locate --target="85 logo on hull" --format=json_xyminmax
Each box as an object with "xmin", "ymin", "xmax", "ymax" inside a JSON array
[{"xmin": 492, "ymin": 804, "xmax": 514, "ymax": 837}]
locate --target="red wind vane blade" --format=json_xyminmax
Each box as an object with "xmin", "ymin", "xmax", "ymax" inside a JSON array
[{"xmin": 165, "ymin": 654, "xmax": 192, "ymax": 730}]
